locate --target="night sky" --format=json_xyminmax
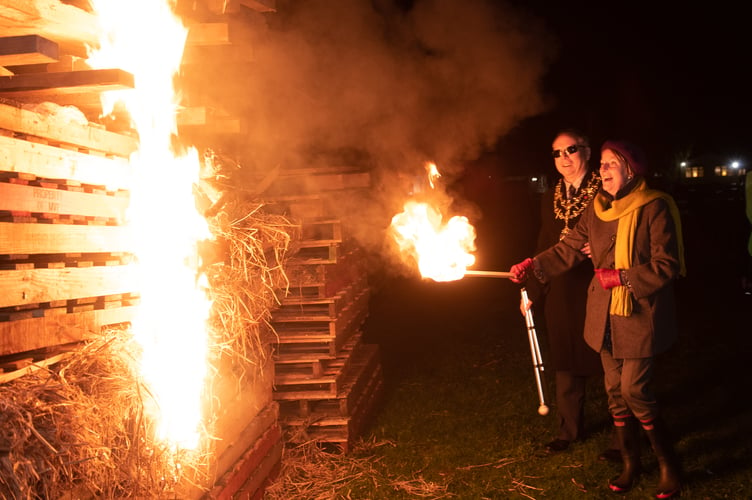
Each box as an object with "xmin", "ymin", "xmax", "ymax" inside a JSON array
[{"xmin": 494, "ymin": 1, "xmax": 750, "ymax": 175}]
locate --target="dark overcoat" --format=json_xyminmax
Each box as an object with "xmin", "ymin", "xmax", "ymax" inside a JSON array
[
  {"xmin": 527, "ymin": 183, "xmax": 602, "ymax": 375},
  {"xmin": 534, "ymin": 192, "xmax": 682, "ymax": 359}
]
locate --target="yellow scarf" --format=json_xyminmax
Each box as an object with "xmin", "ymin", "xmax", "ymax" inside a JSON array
[{"xmin": 593, "ymin": 178, "xmax": 686, "ymax": 316}]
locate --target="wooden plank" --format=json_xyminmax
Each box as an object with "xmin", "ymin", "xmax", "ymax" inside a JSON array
[
  {"xmin": 0, "ymin": 68, "xmax": 134, "ymax": 97},
  {"xmin": 0, "ymin": 35, "xmax": 58, "ymax": 66},
  {"xmin": 0, "ymin": 305, "xmax": 136, "ymax": 357},
  {"xmin": 0, "ymin": 134, "xmax": 131, "ymax": 189},
  {"xmin": 0, "ymin": 0, "xmax": 100, "ymax": 57},
  {"xmin": 0, "ymin": 100, "xmax": 137, "ymax": 158},
  {"xmin": 0, "ymin": 265, "xmax": 138, "ymax": 308},
  {"xmin": 176, "ymin": 106, "xmax": 241, "ymax": 134},
  {"xmin": 186, "ymin": 23, "xmax": 232, "ymax": 46},
  {"xmin": 208, "ymin": 424, "xmax": 282, "ymax": 500},
  {"xmin": 0, "ymin": 182, "xmax": 128, "ymax": 222},
  {"xmin": 0, "ymin": 352, "xmax": 68, "ymax": 384}
]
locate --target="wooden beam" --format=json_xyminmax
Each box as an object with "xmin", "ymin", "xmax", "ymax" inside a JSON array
[
  {"xmin": 0, "ymin": 134, "xmax": 131, "ymax": 190},
  {"xmin": 0, "ymin": 265, "xmax": 138, "ymax": 308},
  {"xmin": 0, "ymin": 35, "xmax": 59, "ymax": 66},
  {"xmin": 186, "ymin": 23, "xmax": 232, "ymax": 46},
  {"xmin": 0, "ymin": 100, "xmax": 137, "ymax": 158},
  {"xmin": 0, "ymin": 68, "xmax": 134, "ymax": 97},
  {"xmin": 0, "ymin": 182, "xmax": 129, "ymax": 222},
  {"xmin": 0, "ymin": 352, "xmax": 69, "ymax": 384},
  {"xmin": 0, "ymin": 222, "xmax": 133, "ymax": 254},
  {"xmin": 177, "ymin": 106, "xmax": 242, "ymax": 134},
  {"xmin": 0, "ymin": 0, "xmax": 100, "ymax": 58},
  {"xmin": 0, "ymin": 306, "xmax": 136, "ymax": 357}
]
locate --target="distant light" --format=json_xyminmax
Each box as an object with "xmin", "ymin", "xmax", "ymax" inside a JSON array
[
  {"xmin": 680, "ymin": 161, "xmax": 687, "ymax": 167},
  {"xmin": 531, "ymin": 177, "xmax": 538, "ymax": 182},
  {"xmin": 731, "ymin": 161, "xmax": 740, "ymax": 169}
]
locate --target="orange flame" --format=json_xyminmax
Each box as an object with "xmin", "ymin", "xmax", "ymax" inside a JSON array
[
  {"xmin": 390, "ymin": 163, "xmax": 476, "ymax": 282},
  {"xmin": 87, "ymin": 0, "xmax": 211, "ymax": 450}
]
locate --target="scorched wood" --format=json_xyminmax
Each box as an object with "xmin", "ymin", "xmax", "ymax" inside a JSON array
[
  {"xmin": 0, "ymin": 68, "xmax": 134, "ymax": 111},
  {"xmin": 0, "ymin": 265, "xmax": 138, "ymax": 308},
  {"xmin": 0, "ymin": 34, "xmax": 58, "ymax": 67},
  {"xmin": 0, "ymin": 222, "xmax": 132, "ymax": 254},
  {"xmin": 0, "ymin": 100, "xmax": 137, "ymax": 158}
]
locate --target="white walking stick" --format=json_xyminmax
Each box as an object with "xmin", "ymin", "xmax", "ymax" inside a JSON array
[{"xmin": 521, "ymin": 287, "xmax": 549, "ymax": 416}]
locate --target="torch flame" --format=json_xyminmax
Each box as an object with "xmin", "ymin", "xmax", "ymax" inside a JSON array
[
  {"xmin": 390, "ymin": 162, "xmax": 476, "ymax": 282},
  {"xmin": 87, "ymin": 0, "xmax": 211, "ymax": 450}
]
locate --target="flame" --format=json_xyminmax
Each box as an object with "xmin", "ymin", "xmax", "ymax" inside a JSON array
[
  {"xmin": 390, "ymin": 163, "xmax": 476, "ymax": 282},
  {"xmin": 425, "ymin": 161, "xmax": 441, "ymax": 189},
  {"xmin": 87, "ymin": 0, "xmax": 211, "ymax": 450}
]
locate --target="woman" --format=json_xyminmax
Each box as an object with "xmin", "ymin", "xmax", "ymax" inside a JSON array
[{"xmin": 510, "ymin": 140, "xmax": 685, "ymax": 499}]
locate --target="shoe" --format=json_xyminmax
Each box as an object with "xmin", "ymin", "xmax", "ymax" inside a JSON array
[
  {"xmin": 598, "ymin": 448, "xmax": 621, "ymax": 463},
  {"xmin": 544, "ymin": 439, "xmax": 570, "ymax": 453}
]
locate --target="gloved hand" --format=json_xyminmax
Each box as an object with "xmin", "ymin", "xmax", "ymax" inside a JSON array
[
  {"xmin": 595, "ymin": 268, "xmax": 623, "ymax": 290},
  {"xmin": 510, "ymin": 258, "xmax": 534, "ymax": 283}
]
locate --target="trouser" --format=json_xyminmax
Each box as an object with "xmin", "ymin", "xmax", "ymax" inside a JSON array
[
  {"xmin": 600, "ymin": 350, "xmax": 657, "ymax": 421},
  {"xmin": 555, "ymin": 370, "xmax": 587, "ymax": 441}
]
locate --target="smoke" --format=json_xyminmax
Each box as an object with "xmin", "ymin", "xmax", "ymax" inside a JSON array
[{"xmin": 187, "ymin": 0, "xmax": 555, "ymax": 271}]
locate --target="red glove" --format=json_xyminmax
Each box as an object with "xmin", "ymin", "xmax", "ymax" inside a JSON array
[
  {"xmin": 510, "ymin": 258, "xmax": 534, "ymax": 283},
  {"xmin": 595, "ymin": 268, "xmax": 623, "ymax": 290}
]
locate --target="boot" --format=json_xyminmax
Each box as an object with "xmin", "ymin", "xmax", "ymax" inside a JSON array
[
  {"xmin": 642, "ymin": 418, "xmax": 681, "ymax": 499},
  {"xmin": 609, "ymin": 416, "xmax": 641, "ymax": 493}
]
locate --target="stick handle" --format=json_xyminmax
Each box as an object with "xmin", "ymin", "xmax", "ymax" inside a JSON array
[
  {"xmin": 463, "ymin": 270, "xmax": 514, "ymax": 278},
  {"xmin": 521, "ymin": 288, "xmax": 547, "ymax": 412}
]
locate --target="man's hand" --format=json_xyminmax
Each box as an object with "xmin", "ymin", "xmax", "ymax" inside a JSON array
[
  {"xmin": 510, "ymin": 258, "xmax": 534, "ymax": 283},
  {"xmin": 595, "ymin": 268, "xmax": 623, "ymax": 290}
]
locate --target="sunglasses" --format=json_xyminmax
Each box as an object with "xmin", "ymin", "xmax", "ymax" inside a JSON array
[{"xmin": 551, "ymin": 144, "xmax": 582, "ymax": 159}]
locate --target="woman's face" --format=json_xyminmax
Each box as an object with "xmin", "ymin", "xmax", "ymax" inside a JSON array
[{"xmin": 599, "ymin": 148, "xmax": 631, "ymax": 196}]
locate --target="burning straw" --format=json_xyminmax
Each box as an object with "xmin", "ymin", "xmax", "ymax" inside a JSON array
[
  {"xmin": 0, "ymin": 329, "xmax": 208, "ymax": 499},
  {"xmin": 0, "ymin": 161, "xmax": 300, "ymax": 497}
]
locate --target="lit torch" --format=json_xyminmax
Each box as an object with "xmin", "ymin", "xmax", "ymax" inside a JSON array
[{"xmin": 389, "ymin": 162, "xmax": 547, "ymax": 415}]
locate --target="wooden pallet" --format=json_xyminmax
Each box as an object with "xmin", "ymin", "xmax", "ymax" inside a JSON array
[
  {"xmin": 272, "ymin": 333, "xmax": 364, "ymax": 400},
  {"xmin": 284, "ymin": 246, "xmax": 364, "ymax": 298},
  {"xmin": 274, "ymin": 330, "xmax": 361, "ymax": 379},
  {"xmin": 276, "ymin": 340, "xmax": 380, "ymax": 419},
  {"xmin": 275, "ymin": 274, "xmax": 367, "ymax": 321},
  {"xmin": 271, "ymin": 286, "xmax": 369, "ymax": 357},
  {"xmin": 280, "ymin": 343, "xmax": 384, "ymax": 452}
]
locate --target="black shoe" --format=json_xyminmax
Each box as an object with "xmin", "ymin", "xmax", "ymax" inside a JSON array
[
  {"xmin": 598, "ymin": 448, "xmax": 621, "ymax": 463},
  {"xmin": 545, "ymin": 439, "xmax": 570, "ymax": 453}
]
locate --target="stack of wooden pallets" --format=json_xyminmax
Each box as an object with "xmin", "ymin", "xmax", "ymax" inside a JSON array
[
  {"xmin": 0, "ymin": 98, "xmax": 138, "ymax": 375},
  {"xmin": 267, "ymin": 167, "xmax": 384, "ymax": 452}
]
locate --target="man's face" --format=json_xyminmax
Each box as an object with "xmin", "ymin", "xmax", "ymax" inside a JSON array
[{"xmin": 551, "ymin": 134, "xmax": 589, "ymax": 184}]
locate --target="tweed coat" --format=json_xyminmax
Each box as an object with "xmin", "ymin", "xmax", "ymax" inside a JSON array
[{"xmin": 533, "ymin": 187, "xmax": 682, "ymax": 359}]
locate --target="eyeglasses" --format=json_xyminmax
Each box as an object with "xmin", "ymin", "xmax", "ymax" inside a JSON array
[{"xmin": 551, "ymin": 144, "xmax": 582, "ymax": 159}]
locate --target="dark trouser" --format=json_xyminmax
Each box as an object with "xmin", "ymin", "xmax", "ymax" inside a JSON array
[
  {"xmin": 555, "ymin": 370, "xmax": 587, "ymax": 441},
  {"xmin": 600, "ymin": 350, "xmax": 657, "ymax": 422}
]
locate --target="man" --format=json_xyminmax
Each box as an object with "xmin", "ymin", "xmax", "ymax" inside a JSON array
[{"xmin": 524, "ymin": 129, "xmax": 619, "ymax": 461}]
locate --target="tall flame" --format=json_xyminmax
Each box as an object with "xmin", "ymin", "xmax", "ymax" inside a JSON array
[
  {"xmin": 390, "ymin": 162, "xmax": 476, "ymax": 282},
  {"xmin": 87, "ymin": 0, "xmax": 211, "ymax": 450}
]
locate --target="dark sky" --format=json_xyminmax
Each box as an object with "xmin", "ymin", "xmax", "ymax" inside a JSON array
[{"xmin": 495, "ymin": 1, "xmax": 750, "ymax": 174}]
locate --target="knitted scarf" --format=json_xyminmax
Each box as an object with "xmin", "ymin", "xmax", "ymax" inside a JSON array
[{"xmin": 593, "ymin": 178, "xmax": 686, "ymax": 316}]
